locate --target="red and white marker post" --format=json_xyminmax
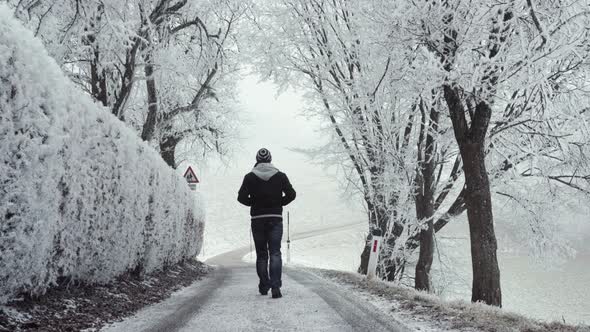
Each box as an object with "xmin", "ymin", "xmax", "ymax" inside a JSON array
[{"xmin": 366, "ymin": 235, "xmax": 382, "ymax": 279}]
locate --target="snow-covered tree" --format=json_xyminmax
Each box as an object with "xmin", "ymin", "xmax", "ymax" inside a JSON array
[
  {"xmin": 251, "ymin": 0, "xmax": 590, "ymax": 301},
  {"xmin": 376, "ymin": 0, "xmax": 590, "ymax": 305},
  {"xmin": 7, "ymin": 0, "xmax": 247, "ymax": 167},
  {"xmin": 250, "ymin": 0, "xmax": 457, "ymax": 285}
]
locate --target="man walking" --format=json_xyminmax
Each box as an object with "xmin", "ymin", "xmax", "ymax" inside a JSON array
[{"xmin": 237, "ymin": 148, "xmax": 296, "ymax": 299}]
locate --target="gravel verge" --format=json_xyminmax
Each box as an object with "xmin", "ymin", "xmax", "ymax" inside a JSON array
[{"xmin": 0, "ymin": 259, "xmax": 210, "ymax": 332}]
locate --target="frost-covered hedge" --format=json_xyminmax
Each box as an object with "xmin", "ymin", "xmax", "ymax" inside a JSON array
[{"xmin": 0, "ymin": 7, "xmax": 204, "ymax": 303}]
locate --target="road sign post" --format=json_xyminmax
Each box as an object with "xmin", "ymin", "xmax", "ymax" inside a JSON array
[
  {"xmin": 366, "ymin": 235, "xmax": 382, "ymax": 280},
  {"xmin": 183, "ymin": 166, "xmax": 199, "ymax": 191},
  {"xmin": 286, "ymin": 212, "xmax": 291, "ymax": 264}
]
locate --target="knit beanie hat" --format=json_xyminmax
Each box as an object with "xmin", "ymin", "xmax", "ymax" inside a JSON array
[{"xmin": 256, "ymin": 148, "xmax": 272, "ymax": 163}]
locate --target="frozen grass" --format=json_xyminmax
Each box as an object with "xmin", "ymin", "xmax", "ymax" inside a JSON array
[{"xmin": 312, "ymin": 269, "xmax": 590, "ymax": 332}]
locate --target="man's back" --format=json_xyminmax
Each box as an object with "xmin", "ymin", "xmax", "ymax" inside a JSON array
[
  {"xmin": 238, "ymin": 163, "xmax": 296, "ymax": 218},
  {"xmin": 237, "ymin": 148, "xmax": 296, "ymax": 299}
]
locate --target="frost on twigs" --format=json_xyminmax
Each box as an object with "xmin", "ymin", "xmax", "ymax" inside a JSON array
[{"xmin": 0, "ymin": 6, "xmax": 204, "ymax": 304}]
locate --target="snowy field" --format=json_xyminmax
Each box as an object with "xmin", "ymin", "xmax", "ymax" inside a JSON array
[{"xmin": 195, "ymin": 77, "xmax": 590, "ymax": 326}]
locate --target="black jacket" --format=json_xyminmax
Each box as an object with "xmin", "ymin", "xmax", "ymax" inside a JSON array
[{"xmin": 237, "ymin": 163, "xmax": 296, "ymax": 219}]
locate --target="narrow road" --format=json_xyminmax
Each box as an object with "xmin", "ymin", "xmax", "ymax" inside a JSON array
[{"xmin": 103, "ymin": 223, "xmax": 410, "ymax": 332}]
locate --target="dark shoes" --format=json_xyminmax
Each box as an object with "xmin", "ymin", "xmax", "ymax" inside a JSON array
[
  {"xmin": 259, "ymin": 285, "xmax": 269, "ymax": 295},
  {"xmin": 271, "ymin": 288, "xmax": 282, "ymax": 299},
  {"xmin": 259, "ymin": 285, "xmax": 281, "ymax": 298}
]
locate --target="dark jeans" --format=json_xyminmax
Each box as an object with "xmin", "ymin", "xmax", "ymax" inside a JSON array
[{"xmin": 251, "ymin": 217, "xmax": 283, "ymax": 290}]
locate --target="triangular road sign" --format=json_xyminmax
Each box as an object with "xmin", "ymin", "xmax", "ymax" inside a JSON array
[{"xmin": 183, "ymin": 166, "xmax": 199, "ymax": 184}]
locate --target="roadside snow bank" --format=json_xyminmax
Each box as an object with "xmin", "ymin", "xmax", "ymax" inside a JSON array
[
  {"xmin": 0, "ymin": 6, "xmax": 204, "ymax": 304},
  {"xmin": 312, "ymin": 269, "xmax": 590, "ymax": 332}
]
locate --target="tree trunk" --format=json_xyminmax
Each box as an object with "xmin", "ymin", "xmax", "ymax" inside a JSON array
[
  {"xmin": 443, "ymin": 85, "xmax": 501, "ymax": 306},
  {"xmin": 141, "ymin": 54, "xmax": 158, "ymax": 142},
  {"xmin": 414, "ymin": 105, "xmax": 438, "ymax": 291},
  {"xmin": 359, "ymin": 234, "xmax": 401, "ymax": 281},
  {"xmin": 378, "ymin": 235, "xmax": 401, "ymax": 281},
  {"xmin": 414, "ymin": 200, "xmax": 434, "ymax": 291},
  {"xmin": 90, "ymin": 56, "xmax": 108, "ymax": 107},
  {"xmin": 86, "ymin": 5, "xmax": 107, "ymax": 107},
  {"xmin": 358, "ymin": 234, "xmax": 371, "ymax": 275},
  {"xmin": 358, "ymin": 200, "xmax": 380, "ymax": 275},
  {"xmin": 358, "ymin": 199, "xmax": 400, "ymax": 281},
  {"xmin": 160, "ymin": 135, "xmax": 179, "ymax": 169},
  {"xmin": 461, "ymin": 141, "xmax": 502, "ymax": 306}
]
